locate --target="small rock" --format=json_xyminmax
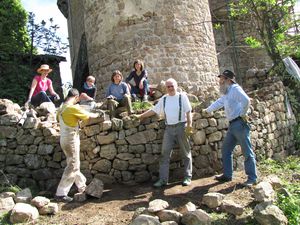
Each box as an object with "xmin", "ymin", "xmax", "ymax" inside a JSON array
[
  {"xmin": 221, "ymin": 199, "xmax": 244, "ymax": 216},
  {"xmin": 129, "ymin": 214, "xmax": 161, "ymax": 225},
  {"xmin": 177, "ymin": 202, "xmax": 196, "ymax": 215},
  {"xmin": 10, "ymin": 202, "xmax": 39, "ymax": 224},
  {"xmin": 85, "ymin": 178, "xmax": 104, "ymax": 198},
  {"xmin": 73, "ymin": 192, "xmax": 87, "ymax": 202},
  {"xmin": 14, "ymin": 188, "xmax": 32, "ymax": 203},
  {"xmin": 254, "ymin": 202, "xmax": 288, "ymax": 225},
  {"xmin": 148, "ymin": 199, "xmax": 169, "ymax": 212},
  {"xmin": 31, "ymin": 196, "xmax": 50, "ymax": 208},
  {"xmin": 181, "ymin": 209, "xmax": 211, "ymax": 225},
  {"xmin": 38, "ymin": 202, "xmax": 58, "ymax": 215},
  {"xmin": 202, "ymin": 192, "xmax": 225, "ymax": 208}
]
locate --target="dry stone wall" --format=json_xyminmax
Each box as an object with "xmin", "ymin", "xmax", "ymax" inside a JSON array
[{"xmin": 0, "ymin": 75, "xmax": 297, "ymax": 192}]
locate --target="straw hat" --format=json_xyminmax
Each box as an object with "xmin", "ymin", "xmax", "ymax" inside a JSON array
[{"xmin": 37, "ymin": 64, "xmax": 53, "ymax": 74}]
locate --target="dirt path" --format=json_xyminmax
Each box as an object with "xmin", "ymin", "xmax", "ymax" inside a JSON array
[{"xmin": 39, "ymin": 172, "xmax": 253, "ymax": 225}]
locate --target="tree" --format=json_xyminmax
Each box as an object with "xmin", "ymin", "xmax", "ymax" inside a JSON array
[
  {"xmin": 0, "ymin": 0, "xmax": 31, "ymax": 56},
  {"xmin": 230, "ymin": 0, "xmax": 300, "ymax": 73},
  {"xmin": 27, "ymin": 12, "xmax": 68, "ymax": 56}
]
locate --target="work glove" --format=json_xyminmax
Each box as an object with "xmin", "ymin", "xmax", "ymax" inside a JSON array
[
  {"xmin": 131, "ymin": 114, "xmax": 141, "ymax": 122},
  {"xmin": 241, "ymin": 115, "xmax": 249, "ymax": 123},
  {"xmin": 185, "ymin": 126, "xmax": 194, "ymax": 137}
]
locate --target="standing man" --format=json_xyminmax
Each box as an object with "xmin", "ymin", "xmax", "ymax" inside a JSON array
[
  {"xmin": 205, "ymin": 70, "xmax": 258, "ymax": 187},
  {"xmin": 136, "ymin": 78, "xmax": 193, "ymax": 187},
  {"xmin": 55, "ymin": 88, "xmax": 99, "ymax": 202}
]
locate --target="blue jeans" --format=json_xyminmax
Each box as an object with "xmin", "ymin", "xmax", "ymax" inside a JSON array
[
  {"xmin": 222, "ymin": 118, "xmax": 257, "ymax": 182},
  {"xmin": 31, "ymin": 91, "xmax": 54, "ymax": 107},
  {"xmin": 131, "ymin": 79, "xmax": 149, "ymax": 97}
]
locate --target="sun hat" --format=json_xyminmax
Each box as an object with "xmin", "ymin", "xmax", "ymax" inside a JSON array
[
  {"xmin": 218, "ymin": 70, "xmax": 236, "ymax": 83},
  {"xmin": 37, "ymin": 64, "xmax": 53, "ymax": 74}
]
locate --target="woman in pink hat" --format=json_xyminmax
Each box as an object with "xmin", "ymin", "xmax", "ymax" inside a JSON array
[{"xmin": 25, "ymin": 64, "xmax": 60, "ymax": 107}]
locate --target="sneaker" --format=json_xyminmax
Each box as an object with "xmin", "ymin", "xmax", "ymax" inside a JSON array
[
  {"xmin": 153, "ymin": 179, "xmax": 167, "ymax": 188},
  {"xmin": 54, "ymin": 195, "xmax": 73, "ymax": 203},
  {"xmin": 215, "ymin": 174, "xmax": 232, "ymax": 182},
  {"xmin": 241, "ymin": 180, "xmax": 257, "ymax": 187},
  {"xmin": 182, "ymin": 177, "xmax": 192, "ymax": 186}
]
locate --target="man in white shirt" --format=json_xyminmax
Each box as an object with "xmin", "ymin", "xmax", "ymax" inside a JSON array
[{"xmin": 136, "ymin": 78, "xmax": 193, "ymax": 187}]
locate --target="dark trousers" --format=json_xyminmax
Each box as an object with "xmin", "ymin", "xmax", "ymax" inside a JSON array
[{"xmin": 31, "ymin": 91, "xmax": 54, "ymax": 107}]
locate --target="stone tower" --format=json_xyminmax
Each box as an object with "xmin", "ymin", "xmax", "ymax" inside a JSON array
[{"xmin": 58, "ymin": 0, "xmax": 219, "ymax": 98}]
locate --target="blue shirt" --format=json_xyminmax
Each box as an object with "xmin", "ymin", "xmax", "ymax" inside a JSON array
[
  {"xmin": 105, "ymin": 82, "xmax": 129, "ymax": 101},
  {"xmin": 206, "ymin": 84, "xmax": 250, "ymax": 121}
]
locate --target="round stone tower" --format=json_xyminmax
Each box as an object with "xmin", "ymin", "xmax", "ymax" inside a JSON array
[{"xmin": 65, "ymin": 0, "xmax": 219, "ymax": 97}]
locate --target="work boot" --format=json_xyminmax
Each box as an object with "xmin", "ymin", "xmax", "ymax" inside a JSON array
[
  {"xmin": 153, "ymin": 179, "xmax": 167, "ymax": 188},
  {"xmin": 215, "ymin": 174, "xmax": 232, "ymax": 182}
]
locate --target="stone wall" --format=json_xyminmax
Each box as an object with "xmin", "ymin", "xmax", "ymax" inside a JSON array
[{"xmin": 0, "ymin": 74, "xmax": 297, "ymax": 192}]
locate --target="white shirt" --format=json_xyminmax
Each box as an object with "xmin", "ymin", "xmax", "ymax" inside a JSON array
[
  {"xmin": 153, "ymin": 92, "xmax": 192, "ymax": 125},
  {"xmin": 206, "ymin": 84, "xmax": 250, "ymax": 121}
]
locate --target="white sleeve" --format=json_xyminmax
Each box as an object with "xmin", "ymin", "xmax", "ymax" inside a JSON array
[
  {"xmin": 182, "ymin": 93, "xmax": 192, "ymax": 113},
  {"xmin": 152, "ymin": 97, "xmax": 164, "ymax": 116},
  {"xmin": 206, "ymin": 96, "xmax": 225, "ymax": 113}
]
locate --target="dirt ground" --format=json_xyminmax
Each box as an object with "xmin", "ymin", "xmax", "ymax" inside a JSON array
[{"xmin": 38, "ymin": 171, "xmax": 254, "ymax": 225}]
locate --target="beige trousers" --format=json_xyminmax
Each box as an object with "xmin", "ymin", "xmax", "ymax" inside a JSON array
[{"xmin": 56, "ymin": 114, "xmax": 86, "ymax": 196}]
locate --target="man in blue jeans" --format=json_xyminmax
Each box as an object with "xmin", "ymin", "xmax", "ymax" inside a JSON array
[{"xmin": 205, "ymin": 70, "xmax": 258, "ymax": 187}]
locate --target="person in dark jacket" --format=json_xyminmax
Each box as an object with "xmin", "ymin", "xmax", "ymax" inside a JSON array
[{"xmin": 125, "ymin": 59, "xmax": 149, "ymax": 102}]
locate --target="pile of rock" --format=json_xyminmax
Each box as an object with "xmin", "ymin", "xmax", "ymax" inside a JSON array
[
  {"xmin": 0, "ymin": 188, "xmax": 58, "ymax": 224},
  {"xmin": 0, "ymin": 177, "xmax": 105, "ymax": 224},
  {"xmin": 129, "ymin": 175, "xmax": 288, "ymax": 225}
]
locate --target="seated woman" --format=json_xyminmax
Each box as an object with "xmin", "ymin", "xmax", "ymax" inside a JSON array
[
  {"xmin": 25, "ymin": 64, "xmax": 60, "ymax": 108},
  {"xmin": 125, "ymin": 59, "xmax": 149, "ymax": 102},
  {"xmin": 106, "ymin": 70, "xmax": 133, "ymax": 118},
  {"xmin": 79, "ymin": 75, "xmax": 97, "ymax": 108}
]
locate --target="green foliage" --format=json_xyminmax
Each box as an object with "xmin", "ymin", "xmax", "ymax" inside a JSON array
[
  {"xmin": 276, "ymin": 191, "xmax": 300, "ymax": 225},
  {"xmin": 230, "ymin": 0, "xmax": 300, "ymax": 72},
  {"xmin": 0, "ymin": 0, "xmax": 31, "ymax": 55},
  {"xmin": 213, "ymin": 23, "xmax": 222, "ymax": 30},
  {"xmin": 132, "ymin": 101, "xmax": 153, "ymax": 111},
  {"xmin": 0, "ymin": 212, "xmax": 10, "ymax": 225},
  {"xmin": 244, "ymin": 36, "xmax": 262, "ymax": 48},
  {"xmin": 0, "ymin": 62, "xmax": 32, "ymax": 105},
  {"xmin": 259, "ymin": 157, "xmax": 300, "ymax": 225}
]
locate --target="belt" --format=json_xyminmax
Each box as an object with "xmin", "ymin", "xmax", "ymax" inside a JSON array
[
  {"xmin": 229, "ymin": 116, "xmax": 242, "ymax": 124},
  {"xmin": 166, "ymin": 122, "xmax": 185, "ymax": 127}
]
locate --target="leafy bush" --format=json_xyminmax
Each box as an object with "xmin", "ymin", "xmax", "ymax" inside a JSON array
[{"xmin": 259, "ymin": 157, "xmax": 300, "ymax": 225}]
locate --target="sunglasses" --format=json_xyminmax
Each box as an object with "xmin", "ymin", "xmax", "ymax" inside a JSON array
[{"xmin": 166, "ymin": 85, "xmax": 174, "ymax": 88}]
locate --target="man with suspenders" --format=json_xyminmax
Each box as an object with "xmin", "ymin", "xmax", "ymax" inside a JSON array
[{"xmin": 136, "ymin": 78, "xmax": 193, "ymax": 187}]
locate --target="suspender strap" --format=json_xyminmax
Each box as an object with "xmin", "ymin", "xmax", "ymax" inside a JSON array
[
  {"xmin": 163, "ymin": 94, "xmax": 182, "ymax": 125},
  {"xmin": 179, "ymin": 94, "xmax": 182, "ymax": 122}
]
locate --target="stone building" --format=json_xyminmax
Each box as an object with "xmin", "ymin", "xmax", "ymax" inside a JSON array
[
  {"xmin": 57, "ymin": 0, "xmax": 277, "ymax": 96},
  {"xmin": 57, "ymin": 0, "xmax": 220, "ymax": 99}
]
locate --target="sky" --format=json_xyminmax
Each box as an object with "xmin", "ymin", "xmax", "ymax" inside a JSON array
[{"xmin": 21, "ymin": 0, "xmax": 72, "ymax": 84}]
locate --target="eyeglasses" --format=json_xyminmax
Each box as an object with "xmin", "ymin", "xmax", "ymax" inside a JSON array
[{"xmin": 166, "ymin": 85, "xmax": 174, "ymax": 88}]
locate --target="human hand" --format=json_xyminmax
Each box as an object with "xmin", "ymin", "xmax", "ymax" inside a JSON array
[
  {"xmin": 107, "ymin": 95, "xmax": 115, "ymax": 100},
  {"xmin": 185, "ymin": 126, "xmax": 194, "ymax": 137},
  {"xmin": 24, "ymin": 99, "xmax": 31, "ymax": 109},
  {"xmin": 54, "ymin": 94, "xmax": 60, "ymax": 101},
  {"xmin": 139, "ymin": 80, "xmax": 144, "ymax": 89}
]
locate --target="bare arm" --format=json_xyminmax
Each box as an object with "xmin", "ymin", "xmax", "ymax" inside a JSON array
[
  {"xmin": 27, "ymin": 79, "xmax": 38, "ymax": 102},
  {"xmin": 139, "ymin": 109, "xmax": 156, "ymax": 120},
  {"xmin": 48, "ymin": 83, "xmax": 58, "ymax": 96}
]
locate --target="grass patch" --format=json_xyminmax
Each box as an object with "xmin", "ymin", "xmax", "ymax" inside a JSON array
[
  {"xmin": 132, "ymin": 101, "xmax": 153, "ymax": 111},
  {"xmin": 259, "ymin": 156, "xmax": 300, "ymax": 225},
  {"xmin": 0, "ymin": 212, "xmax": 10, "ymax": 225}
]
